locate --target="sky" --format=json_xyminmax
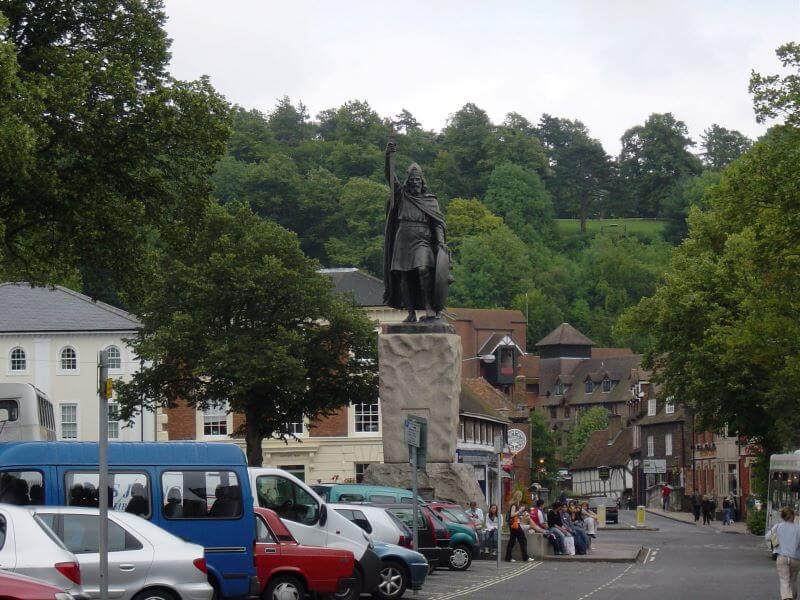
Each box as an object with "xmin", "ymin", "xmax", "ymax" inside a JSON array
[{"xmin": 162, "ymin": 0, "xmax": 799, "ymax": 155}]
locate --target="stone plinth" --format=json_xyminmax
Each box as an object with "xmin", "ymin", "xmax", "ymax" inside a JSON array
[
  {"xmin": 378, "ymin": 333, "xmax": 461, "ymax": 464},
  {"xmin": 364, "ymin": 462, "xmax": 485, "ymax": 507}
]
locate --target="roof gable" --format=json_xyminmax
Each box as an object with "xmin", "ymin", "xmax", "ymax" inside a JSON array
[
  {"xmin": 319, "ymin": 268, "xmax": 384, "ymax": 307},
  {"xmin": 571, "ymin": 427, "xmax": 633, "ymax": 470},
  {"xmin": 0, "ymin": 283, "xmax": 140, "ymax": 333},
  {"xmin": 535, "ymin": 323, "xmax": 595, "ymax": 347}
]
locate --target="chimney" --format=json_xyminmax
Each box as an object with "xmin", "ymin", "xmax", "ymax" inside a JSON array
[{"xmin": 607, "ymin": 414, "xmax": 622, "ymax": 442}]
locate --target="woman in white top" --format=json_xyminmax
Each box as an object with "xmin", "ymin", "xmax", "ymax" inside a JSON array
[
  {"xmin": 766, "ymin": 506, "xmax": 800, "ymax": 600},
  {"xmin": 484, "ymin": 504, "xmax": 501, "ymax": 556}
]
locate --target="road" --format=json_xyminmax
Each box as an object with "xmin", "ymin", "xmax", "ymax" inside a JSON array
[{"xmin": 413, "ymin": 510, "xmax": 777, "ymax": 600}]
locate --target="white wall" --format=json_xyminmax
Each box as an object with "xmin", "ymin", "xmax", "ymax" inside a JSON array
[
  {"xmin": 0, "ymin": 332, "xmax": 157, "ymax": 441},
  {"xmin": 571, "ymin": 464, "xmax": 633, "ymax": 499}
]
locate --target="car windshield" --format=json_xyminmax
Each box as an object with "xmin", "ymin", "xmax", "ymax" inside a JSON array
[{"xmin": 439, "ymin": 507, "xmax": 472, "ymax": 525}]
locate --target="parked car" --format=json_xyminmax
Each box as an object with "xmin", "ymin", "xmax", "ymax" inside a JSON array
[
  {"xmin": 311, "ymin": 484, "xmax": 422, "ymax": 504},
  {"xmin": 588, "ymin": 496, "xmax": 619, "ymax": 524},
  {"xmin": 254, "ymin": 507, "xmax": 355, "ymax": 600},
  {"xmin": 371, "ymin": 541, "xmax": 428, "ymax": 600},
  {"xmin": 0, "ymin": 504, "xmax": 86, "ymax": 598},
  {"xmin": 332, "ymin": 504, "xmax": 410, "ymax": 544},
  {"xmin": 34, "ymin": 506, "xmax": 213, "ymax": 600},
  {"xmin": 425, "ymin": 502, "xmax": 481, "ymax": 570},
  {"xmin": 0, "ymin": 570, "xmax": 76, "ymax": 600},
  {"xmin": 250, "ymin": 468, "xmax": 381, "ymax": 600},
  {"xmin": 0, "ymin": 441, "xmax": 259, "ymax": 599},
  {"xmin": 372, "ymin": 504, "xmax": 452, "ymax": 571}
]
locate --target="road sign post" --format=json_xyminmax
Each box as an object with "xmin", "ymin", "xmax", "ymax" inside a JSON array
[
  {"xmin": 405, "ymin": 416, "xmax": 427, "ymax": 555},
  {"xmin": 98, "ymin": 350, "xmax": 109, "ymax": 600},
  {"xmin": 494, "ymin": 435, "xmax": 504, "ymax": 569}
]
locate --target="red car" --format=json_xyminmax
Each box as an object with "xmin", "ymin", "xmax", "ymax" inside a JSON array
[
  {"xmin": 0, "ymin": 570, "xmax": 74, "ymax": 600},
  {"xmin": 254, "ymin": 508, "xmax": 356, "ymax": 600}
]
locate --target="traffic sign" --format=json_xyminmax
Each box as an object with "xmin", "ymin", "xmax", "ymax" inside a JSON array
[
  {"xmin": 598, "ymin": 466, "xmax": 610, "ymax": 480},
  {"xmin": 642, "ymin": 459, "xmax": 667, "ymax": 474},
  {"xmin": 404, "ymin": 419, "xmax": 421, "ymax": 448}
]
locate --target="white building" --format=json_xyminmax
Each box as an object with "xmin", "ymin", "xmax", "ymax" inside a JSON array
[{"xmin": 0, "ymin": 283, "xmax": 158, "ymax": 441}]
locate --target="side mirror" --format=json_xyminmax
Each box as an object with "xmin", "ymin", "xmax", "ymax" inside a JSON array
[
  {"xmin": 0, "ymin": 409, "xmax": 9, "ymax": 423},
  {"xmin": 319, "ymin": 503, "xmax": 327, "ymax": 526}
]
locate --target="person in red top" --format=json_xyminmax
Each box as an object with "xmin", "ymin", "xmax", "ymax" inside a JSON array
[{"xmin": 662, "ymin": 483, "xmax": 672, "ymax": 511}]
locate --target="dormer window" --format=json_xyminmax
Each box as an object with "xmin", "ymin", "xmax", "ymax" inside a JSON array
[
  {"xmin": 665, "ymin": 397, "xmax": 675, "ymax": 414},
  {"xmin": 584, "ymin": 378, "xmax": 594, "ymax": 394},
  {"xmin": 555, "ymin": 381, "xmax": 565, "ymax": 396},
  {"xmin": 602, "ymin": 377, "xmax": 612, "ymax": 393},
  {"xmin": 647, "ymin": 396, "xmax": 657, "ymax": 416}
]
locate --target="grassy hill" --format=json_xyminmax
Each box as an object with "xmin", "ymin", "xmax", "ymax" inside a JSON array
[{"xmin": 555, "ymin": 218, "xmax": 667, "ymax": 237}]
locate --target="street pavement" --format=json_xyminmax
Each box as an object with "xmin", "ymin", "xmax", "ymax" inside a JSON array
[{"xmin": 413, "ymin": 510, "xmax": 777, "ymax": 600}]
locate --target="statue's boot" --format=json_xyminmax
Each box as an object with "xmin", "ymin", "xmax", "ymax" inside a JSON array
[
  {"xmin": 401, "ymin": 273, "xmax": 417, "ymax": 322},
  {"xmin": 419, "ymin": 268, "xmax": 437, "ymax": 320}
]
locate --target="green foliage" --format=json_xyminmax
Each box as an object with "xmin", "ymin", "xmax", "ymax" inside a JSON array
[
  {"xmin": 530, "ymin": 410, "xmax": 558, "ymax": 483},
  {"xmin": 749, "ymin": 42, "xmax": 800, "ymax": 126},
  {"xmin": 445, "ymin": 198, "xmax": 503, "ymax": 258},
  {"xmin": 566, "ymin": 406, "xmax": 609, "ymax": 466},
  {"xmin": 483, "ymin": 163, "xmax": 555, "ymax": 244},
  {"xmin": 700, "ymin": 124, "xmax": 752, "ymax": 170},
  {"xmin": 555, "ymin": 218, "xmax": 666, "ymax": 238},
  {"xmin": 115, "ymin": 202, "xmax": 378, "ymax": 466},
  {"xmin": 661, "ymin": 171, "xmax": 722, "ymax": 244},
  {"xmin": 747, "ymin": 509, "xmax": 766, "ymax": 536}
]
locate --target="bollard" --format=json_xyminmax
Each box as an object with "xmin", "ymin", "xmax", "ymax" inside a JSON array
[
  {"xmin": 636, "ymin": 505, "xmax": 646, "ymax": 527},
  {"xmin": 597, "ymin": 504, "xmax": 606, "ymax": 526}
]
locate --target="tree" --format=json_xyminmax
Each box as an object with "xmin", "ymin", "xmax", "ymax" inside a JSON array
[
  {"xmin": 444, "ymin": 198, "xmax": 503, "ymax": 258},
  {"xmin": 530, "ymin": 411, "xmax": 558, "ymax": 483},
  {"xmin": 617, "ymin": 113, "xmax": 702, "ymax": 217},
  {"xmin": 115, "ymin": 202, "xmax": 378, "ymax": 466},
  {"xmin": 661, "ymin": 171, "xmax": 722, "ymax": 244},
  {"xmin": 566, "ymin": 406, "xmax": 609, "ymax": 466},
  {"xmin": 483, "ymin": 163, "xmax": 555, "ymax": 244},
  {"xmin": 491, "ymin": 112, "xmax": 548, "ymax": 176},
  {"xmin": 749, "ymin": 42, "xmax": 800, "ymax": 126},
  {"xmin": 440, "ymin": 103, "xmax": 495, "ymax": 198},
  {"xmin": 513, "ymin": 288, "xmax": 563, "ymax": 353},
  {"xmin": 700, "ymin": 124, "xmax": 752, "ymax": 169},
  {"xmin": 615, "ymin": 125, "xmax": 800, "ymax": 482},
  {"xmin": 317, "ymin": 100, "xmax": 389, "ymax": 147},
  {"xmin": 391, "ymin": 109, "xmax": 421, "ymax": 133},
  {"xmin": 268, "ymin": 96, "xmax": 313, "ymax": 146},
  {"xmin": 0, "ymin": 2, "xmax": 231, "ymax": 301}
]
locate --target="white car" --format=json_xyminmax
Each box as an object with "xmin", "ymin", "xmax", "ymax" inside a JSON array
[
  {"xmin": 0, "ymin": 503, "xmax": 88, "ymax": 598},
  {"xmin": 331, "ymin": 504, "xmax": 410, "ymax": 546},
  {"xmin": 34, "ymin": 507, "xmax": 213, "ymax": 600}
]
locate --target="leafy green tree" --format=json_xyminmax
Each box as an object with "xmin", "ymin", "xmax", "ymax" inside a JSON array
[
  {"xmin": 513, "ymin": 288, "xmax": 564, "ymax": 350},
  {"xmin": 440, "ymin": 103, "xmax": 495, "ymax": 198},
  {"xmin": 115, "ymin": 203, "xmax": 378, "ymax": 466},
  {"xmin": 617, "ymin": 113, "xmax": 702, "ymax": 217},
  {"xmin": 391, "ymin": 109, "xmax": 421, "ymax": 133},
  {"xmin": 268, "ymin": 96, "xmax": 313, "ymax": 146},
  {"xmin": 241, "ymin": 154, "xmax": 302, "ymax": 226},
  {"xmin": 661, "ymin": 171, "xmax": 722, "ymax": 244},
  {"xmin": 226, "ymin": 107, "xmax": 275, "ymax": 163},
  {"xmin": 700, "ymin": 124, "xmax": 752, "ymax": 170},
  {"xmin": 317, "ymin": 100, "xmax": 389, "ymax": 147},
  {"xmin": 445, "ymin": 198, "xmax": 503, "ymax": 258},
  {"xmin": 491, "ymin": 112, "xmax": 549, "ymax": 176},
  {"xmin": 749, "ymin": 42, "xmax": 800, "ymax": 126},
  {"xmin": 296, "ymin": 167, "xmax": 343, "ymax": 261},
  {"xmin": 530, "ymin": 410, "xmax": 558, "ymax": 483},
  {"xmin": 450, "ymin": 224, "xmax": 533, "ymax": 308},
  {"xmin": 566, "ymin": 406, "xmax": 609, "ymax": 466},
  {"xmin": 615, "ymin": 125, "xmax": 800, "ymax": 478},
  {"xmin": 0, "ymin": 2, "xmax": 231, "ymax": 301},
  {"xmin": 483, "ymin": 163, "xmax": 555, "ymax": 244}
]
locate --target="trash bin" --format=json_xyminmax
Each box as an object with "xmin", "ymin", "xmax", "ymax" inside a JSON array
[{"xmin": 636, "ymin": 505, "xmax": 646, "ymax": 527}]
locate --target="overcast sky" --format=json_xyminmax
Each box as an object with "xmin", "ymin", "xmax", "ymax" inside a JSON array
[{"xmin": 163, "ymin": 0, "xmax": 798, "ymax": 155}]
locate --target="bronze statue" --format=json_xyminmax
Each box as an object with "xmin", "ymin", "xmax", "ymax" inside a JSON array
[{"xmin": 383, "ymin": 140, "xmax": 451, "ymax": 322}]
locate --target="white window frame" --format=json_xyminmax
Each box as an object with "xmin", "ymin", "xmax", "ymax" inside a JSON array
[
  {"xmin": 665, "ymin": 433, "xmax": 673, "ymax": 456},
  {"xmin": 8, "ymin": 346, "xmax": 28, "ymax": 375},
  {"xmin": 665, "ymin": 397, "xmax": 675, "ymax": 414},
  {"xmin": 105, "ymin": 345, "xmax": 123, "ymax": 373},
  {"xmin": 107, "ymin": 402, "xmax": 120, "ymax": 440},
  {"xmin": 58, "ymin": 346, "xmax": 80, "ymax": 375},
  {"xmin": 647, "ymin": 435, "xmax": 654, "ymax": 457},
  {"xmin": 60, "ymin": 403, "xmax": 79, "ymax": 440},
  {"xmin": 632, "ymin": 425, "xmax": 641, "ymax": 449},
  {"xmin": 647, "ymin": 397, "xmax": 657, "ymax": 416},
  {"xmin": 352, "ymin": 401, "xmax": 380, "ymax": 436},
  {"xmin": 202, "ymin": 403, "xmax": 229, "ymax": 437}
]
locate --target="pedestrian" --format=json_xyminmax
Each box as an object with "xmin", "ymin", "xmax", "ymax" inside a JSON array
[
  {"xmin": 765, "ymin": 506, "xmax": 800, "ymax": 600},
  {"xmin": 701, "ymin": 494, "xmax": 712, "ymax": 525},
  {"xmin": 722, "ymin": 496, "xmax": 732, "ymax": 526},
  {"xmin": 504, "ymin": 491, "xmax": 533, "ymax": 562},
  {"xmin": 467, "ymin": 500, "xmax": 484, "ymax": 525},
  {"xmin": 691, "ymin": 491, "xmax": 702, "ymax": 522},
  {"xmin": 661, "ymin": 483, "xmax": 672, "ymax": 511},
  {"xmin": 484, "ymin": 504, "xmax": 501, "ymax": 556}
]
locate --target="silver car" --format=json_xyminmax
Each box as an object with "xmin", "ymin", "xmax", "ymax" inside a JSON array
[
  {"xmin": 34, "ymin": 507, "xmax": 213, "ymax": 600},
  {"xmin": 0, "ymin": 503, "xmax": 88, "ymax": 598}
]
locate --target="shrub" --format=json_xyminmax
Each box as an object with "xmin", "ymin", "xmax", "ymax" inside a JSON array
[{"xmin": 747, "ymin": 508, "xmax": 766, "ymax": 536}]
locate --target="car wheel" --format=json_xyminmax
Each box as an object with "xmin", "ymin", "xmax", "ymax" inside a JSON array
[
  {"xmin": 334, "ymin": 567, "xmax": 362, "ymax": 600},
  {"xmin": 448, "ymin": 544, "xmax": 472, "ymax": 571},
  {"xmin": 372, "ymin": 560, "xmax": 407, "ymax": 600},
  {"xmin": 132, "ymin": 589, "xmax": 177, "ymax": 600},
  {"xmin": 264, "ymin": 574, "xmax": 306, "ymax": 600}
]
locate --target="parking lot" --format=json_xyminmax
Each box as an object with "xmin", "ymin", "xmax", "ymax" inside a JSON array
[{"xmin": 411, "ymin": 559, "xmax": 541, "ymax": 600}]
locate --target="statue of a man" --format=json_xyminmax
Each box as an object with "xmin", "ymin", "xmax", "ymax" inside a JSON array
[{"xmin": 382, "ymin": 140, "xmax": 450, "ymax": 322}]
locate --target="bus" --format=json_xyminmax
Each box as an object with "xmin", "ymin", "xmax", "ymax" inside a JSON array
[
  {"xmin": 765, "ymin": 451, "xmax": 800, "ymax": 535},
  {"xmin": 0, "ymin": 383, "xmax": 56, "ymax": 441}
]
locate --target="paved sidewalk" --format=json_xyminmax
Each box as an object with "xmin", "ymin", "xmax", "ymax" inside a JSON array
[{"xmin": 646, "ymin": 507, "xmax": 749, "ymax": 534}]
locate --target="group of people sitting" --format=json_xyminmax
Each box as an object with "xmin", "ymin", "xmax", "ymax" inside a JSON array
[{"xmin": 0, "ymin": 474, "xmax": 43, "ymax": 505}]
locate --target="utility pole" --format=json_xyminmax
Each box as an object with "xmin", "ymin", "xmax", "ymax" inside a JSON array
[{"xmin": 98, "ymin": 350, "xmax": 110, "ymax": 600}]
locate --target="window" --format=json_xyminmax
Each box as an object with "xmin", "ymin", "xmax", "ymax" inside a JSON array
[
  {"xmin": 389, "ymin": 507, "xmax": 427, "ymax": 530},
  {"xmin": 162, "ymin": 470, "xmax": 242, "ymax": 519},
  {"xmin": 60, "ymin": 404, "xmax": 78, "ymax": 439},
  {"xmin": 647, "ymin": 397, "xmax": 657, "ymax": 416},
  {"xmin": 40, "ymin": 514, "xmax": 142, "ymax": 554},
  {"xmin": 107, "ymin": 403, "xmax": 119, "ymax": 440},
  {"xmin": 354, "ymin": 463, "xmax": 372, "ymax": 483},
  {"xmin": 563, "ymin": 405, "xmax": 571, "ymax": 418},
  {"xmin": 0, "ymin": 470, "xmax": 44, "ymax": 505},
  {"xmin": 255, "ymin": 475, "xmax": 319, "ymax": 525},
  {"xmin": 65, "ymin": 472, "xmax": 150, "ymax": 516},
  {"xmin": 633, "ymin": 425, "xmax": 641, "ymax": 449},
  {"xmin": 584, "ymin": 379, "xmax": 594, "ymax": 394},
  {"xmin": 256, "ymin": 515, "xmax": 278, "ymax": 543},
  {"xmin": 459, "ymin": 420, "xmax": 465, "ymax": 441},
  {"xmin": 665, "ymin": 433, "xmax": 673, "ymax": 456},
  {"xmin": 602, "ymin": 378, "xmax": 612, "ymax": 393},
  {"xmin": 285, "ymin": 421, "xmax": 304, "ymax": 435},
  {"xmin": 647, "ymin": 435, "xmax": 655, "ymax": 457},
  {"xmin": 466, "ymin": 420, "xmax": 475, "ymax": 443},
  {"xmin": 368, "ymin": 494, "xmax": 396, "ymax": 503},
  {"xmin": 555, "ymin": 381, "xmax": 564, "ymax": 395},
  {"xmin": 203, "ymin": 404, "xmax": 228, "ymax": 436},
  {"xmin": 549, "ymin": 406, "xmax": 557, "ymax": 419},
  {"xmin": 665, "ymin": 397, "xmax": 675, "ymax": 414},
  {"xmin": 279, "ymin": 465, "xmax": 306, "ymax": 482},
  {"xmin": 59, "ymin": 347, "xmax": 77, "ymax": 372},
  {"xmin": 9, "ymin": 348, "xmax": 26, "ymax": 373},
  {"xmin": 105, "ymin": 346, "xmax": 121, "ymax": 370},
  {"xmin": 354, "ymin": 402, "xmax": 379, "ymax": 433},
  {"xmin": 0, "ymin": 400, "xmax": 19, "ymax": 422}
]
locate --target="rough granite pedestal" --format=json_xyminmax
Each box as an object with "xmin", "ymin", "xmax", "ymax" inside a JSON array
[{"xmin": 364, "ymin": 322, "xmax": 485, "ymax": 506}]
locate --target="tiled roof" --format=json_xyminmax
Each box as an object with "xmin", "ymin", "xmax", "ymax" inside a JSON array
[
  {"xmin": 540, "ymin": 354, "xmax": 642, "ymax": 407},
  {"xmin": 319, "ymin": 268, "xmax": 384, "ymax": 307},
  {"xmin": 477, "ymin": 332, "xmax": 523, "ymax": 355},
  {"xmin": 535, "ymin": 323, "xmax": 595, "ymax": 347},
  {"xmin": 446, "ymin": 307, "xmax": 527, "ymax": 329},
  {"xmin": 571, "ymin": 427, "xmax": 633, "ymax": 470},
  {"xmin": 592, "ymin": 347, "xmax": 634, "ymax": 358},
  {"xmin": 519, "ymin": 354, "xmax": 539, "ymax": 379},
  {"xmin": 460, "ymin": 378, "xmax": 511, "ymax": 423},
  {"xmin": 0, "ymin": 283, "xmax": 140, "ymax": 333}
]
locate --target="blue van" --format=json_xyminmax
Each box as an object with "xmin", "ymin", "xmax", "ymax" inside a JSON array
[{"xmin": 0, "ymin": 441, "xmax": 258, "ymax": 599}]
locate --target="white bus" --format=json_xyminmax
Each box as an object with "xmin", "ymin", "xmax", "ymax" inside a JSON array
[
  {"xmin": 0, "ymin": 383, "xmax": 56, "ymax": 441},
  {"xmin": 766, "ymin": 451, "xmax": 800, "ymax": 535}
]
